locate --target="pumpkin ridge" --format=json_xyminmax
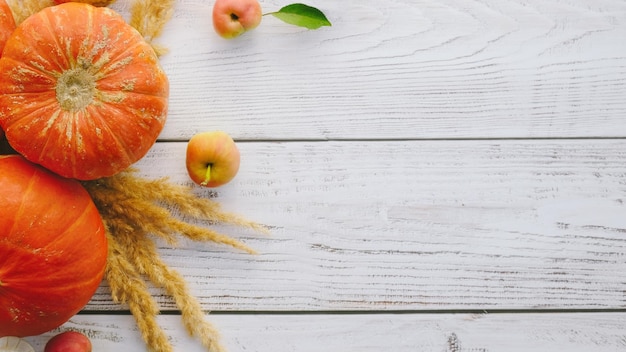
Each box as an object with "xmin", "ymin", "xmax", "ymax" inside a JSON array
[
  {"xmin": 1, "ymin": 105, "xmax": 82, "ymax": 174},
  {"xmin": 74, "ymin": 14, "xmax": 119, "ymax": 78},
  {"xmin": 44, "ymin": 5, "xmax": 103, "ymax": 85},
  {"xmin": 0, "ymin": 242, "xmax": 71, "ymax": 290},
  {"xmin": 89, "ymin": 98, "xmax": 165, "ymax": 161},
  {"xmin": 98, "ymin": 78, "xmax": 169, "ymax": 98},
  {"xmin": 0, "ymin": 94, "xmax": 55, "ymax": 134},
  {"xmin": 0, "ymin": 243, "xmax": 96, "ymax": 333},
  {"xmin": 93, "ymin": 50, "xmax": 165, "ymax": 99},
  {"xmin": 29, "ymin": 109, "xmax": 64, "ymax": 158},
  {"xmin": 4, "ymin": 167, "xmax": 37, "ymax": 239},
  {"xmin": 10, "ymin": 163, "xmax": 77, "ymax": 240},
  {"xmin": 0, "ymin": 58, "xmax": 57, "ymax": 94},
  {"xmin": 40, "ymin": 5, "xmax": 111, "ymax": 81},
  {"xmin": 0, "ymin": 0, "xmax": 15, "ymax": 55},
  {"xmin": 7, "ymin": 109, "xmax": 81, "ymax": 178},
  {"xmin": 92, "ymin": 39, "xmax": 144, "ymax": 79},
  {"xmin": 20, "ymin": 7, "xmax": 69, "ymax": 76},
  {"xmin": 62, "ymin": 109, "xmax": 126, "ymax": 180},
  {"xmin": 69, "ymin": 7, "xmax": 148, "ymax": 81},
  {"xmin": 5, "ymin": 57, "xmax": 57, "ymax": 87},
  {"xmin": 45, "ymin": 4, "xmax": 87, "ymax": 70},
  {"xmin": 82, "ymin": 104, "xmax": 136, "ymax": 164},
  {"xmin": 38, "ymin": 13, "xmax": 70, "ymax": 71},
  {"xmin": 51, "ymin": 199, "xmax": 103, "ymax": 252},
  {"xmin": 97, "ymin": 91, "xmax": 168, "ymax": 119},
  {"xmin": 3, "ymin": 167, "xmax": 104, "ymax": 284}
]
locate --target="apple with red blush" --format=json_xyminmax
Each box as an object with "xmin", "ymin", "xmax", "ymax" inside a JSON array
[
  {"xmin": 212, "ymin": 0, "xmax": 262, "ymax": 39},
  {"xmin": 186, "ymin": 131, "xmax": 241, "ymax": 187},
  {"xmin": 44, "ymin": 331, "xmax": 92, "ymax": 352}
]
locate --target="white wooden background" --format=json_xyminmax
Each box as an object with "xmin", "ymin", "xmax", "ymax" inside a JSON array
[{"xmin": 24, "ymin": 0, "xmax": 626, "ymax": 350}]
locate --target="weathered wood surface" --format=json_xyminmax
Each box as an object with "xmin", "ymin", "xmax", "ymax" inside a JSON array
[
  {"xmin": 113, "ymin": 0, "xmax": 626, "ymax": 140},
  {"xmin": 21, "ymin": 0, "xmax": 626, "ymax": 350},
  {"xmin": 25, "ymin": 313, "xmax": 626, "ymax": 351},
  {"xmin": 83, "ymin": 140, "xmax": 626, "ymax": 311}
]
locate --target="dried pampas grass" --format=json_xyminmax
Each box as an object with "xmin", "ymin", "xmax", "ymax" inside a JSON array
[{"xmin": 83, "ymin": 171, "xmax": 266, "ymax": 352}]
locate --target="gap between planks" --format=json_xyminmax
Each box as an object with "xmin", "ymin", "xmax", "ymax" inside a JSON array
[
  {"xmin": 155, "ymin": 136, "xmax": 626, "ymax": 143},
  {"xmin": 77, "ymin": 308, "xmax": 626, "ymax": 316}
]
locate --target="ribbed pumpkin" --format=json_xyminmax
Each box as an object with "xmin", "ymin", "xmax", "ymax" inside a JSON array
[
  {"xmin": 0, "ymin": 0, "xmax": 15, "ymax": 55},
  {"xmin": 0, "ymin": 0, "xmax": 14, "ymax": 148},
  {"xmin": 0, "ymin": 155, "xmax": 107, "ymax": 337},
  {"xmin": 0, "ymin": 3, "xmax": 169, "ymax": 180}
]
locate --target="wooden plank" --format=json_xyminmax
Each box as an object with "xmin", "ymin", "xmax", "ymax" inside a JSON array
[
  {"xmin": 86, "ymin": 140, "xmax": 626, "ymax": 311},
  {"xmin": 24, "ymin": 312, "xmax": 626, "ymax": 351},
  {"xmin": 112, "ymin": 0, "xmax": 626, "ymax": 140}
]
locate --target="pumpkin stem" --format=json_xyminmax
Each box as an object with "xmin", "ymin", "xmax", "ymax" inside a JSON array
[{"xmin": 56, "ymin": 68, "xmax": 97, "ymax": 111}]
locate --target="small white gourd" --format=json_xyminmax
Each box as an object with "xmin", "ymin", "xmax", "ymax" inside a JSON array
[{"xmin": 0, "ymin": 337, "xmax": 35, "ymax": 352}]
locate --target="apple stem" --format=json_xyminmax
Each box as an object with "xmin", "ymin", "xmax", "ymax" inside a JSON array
[{"xmin": 201, "ymin": 164, "xmax": 212, "ymax": 186}]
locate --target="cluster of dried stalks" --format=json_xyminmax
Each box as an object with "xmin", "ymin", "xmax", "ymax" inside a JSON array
[{"xmin": 83, "ymin": 172, "xmax": 263, "ymax": 352}]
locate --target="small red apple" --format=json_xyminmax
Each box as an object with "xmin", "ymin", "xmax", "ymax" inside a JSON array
[
  {"xmin": 44, "ymin": 331, "xmax": 92, "ymax": 352},
  {"xmin": 212, "ymin": 0, "xmax": 262, "ymax": 39},
  {"xmin": 186, "ymin": 131, "xmax": 240, "ymax": 187}
]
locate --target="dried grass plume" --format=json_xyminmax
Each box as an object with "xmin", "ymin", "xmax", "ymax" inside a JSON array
[{"xmin": 83, "ymin": 171, "xmax": 267, "ymax": 352}]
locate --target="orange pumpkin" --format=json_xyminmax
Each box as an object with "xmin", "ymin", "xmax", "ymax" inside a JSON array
[
  {"xmin": 0, "ymin": 3, "xmax": 169, "ymax": 180},
  {"xmin": 0, "ymin": 0, "xmax": 15, "ymax": 56},
  {"xmin": 0, "ymin": 0, "xmax": 16, "ymax": 148},
  {"xmin": 0, "ymin": 155, "xmax": 107, "ymax": 337}
]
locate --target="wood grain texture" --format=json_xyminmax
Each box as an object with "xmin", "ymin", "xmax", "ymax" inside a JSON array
[
  {"xmin": 108, "ymin": 0, "xmax": 626, "ymax": 140},
  {"xmin": 24, "ymin": 313, "xmax": 626, "ymax": 351},
  {"xmin": 84, "ymin": 140, "xmax": 626, "ymax": 311},
  {"xmin": 27, "ymin": 1, "xmax": 624, "ymax": 348}
]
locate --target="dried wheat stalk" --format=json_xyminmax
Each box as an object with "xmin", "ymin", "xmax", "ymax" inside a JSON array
[{"xmin": 83, "ymin": 171, "xmax": 266, "ymax": 352}]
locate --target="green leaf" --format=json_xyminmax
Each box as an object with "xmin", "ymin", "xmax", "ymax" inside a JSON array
[{"xmin": 268, "ymin": 3, "xmax": 332, "ymax": 30}]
